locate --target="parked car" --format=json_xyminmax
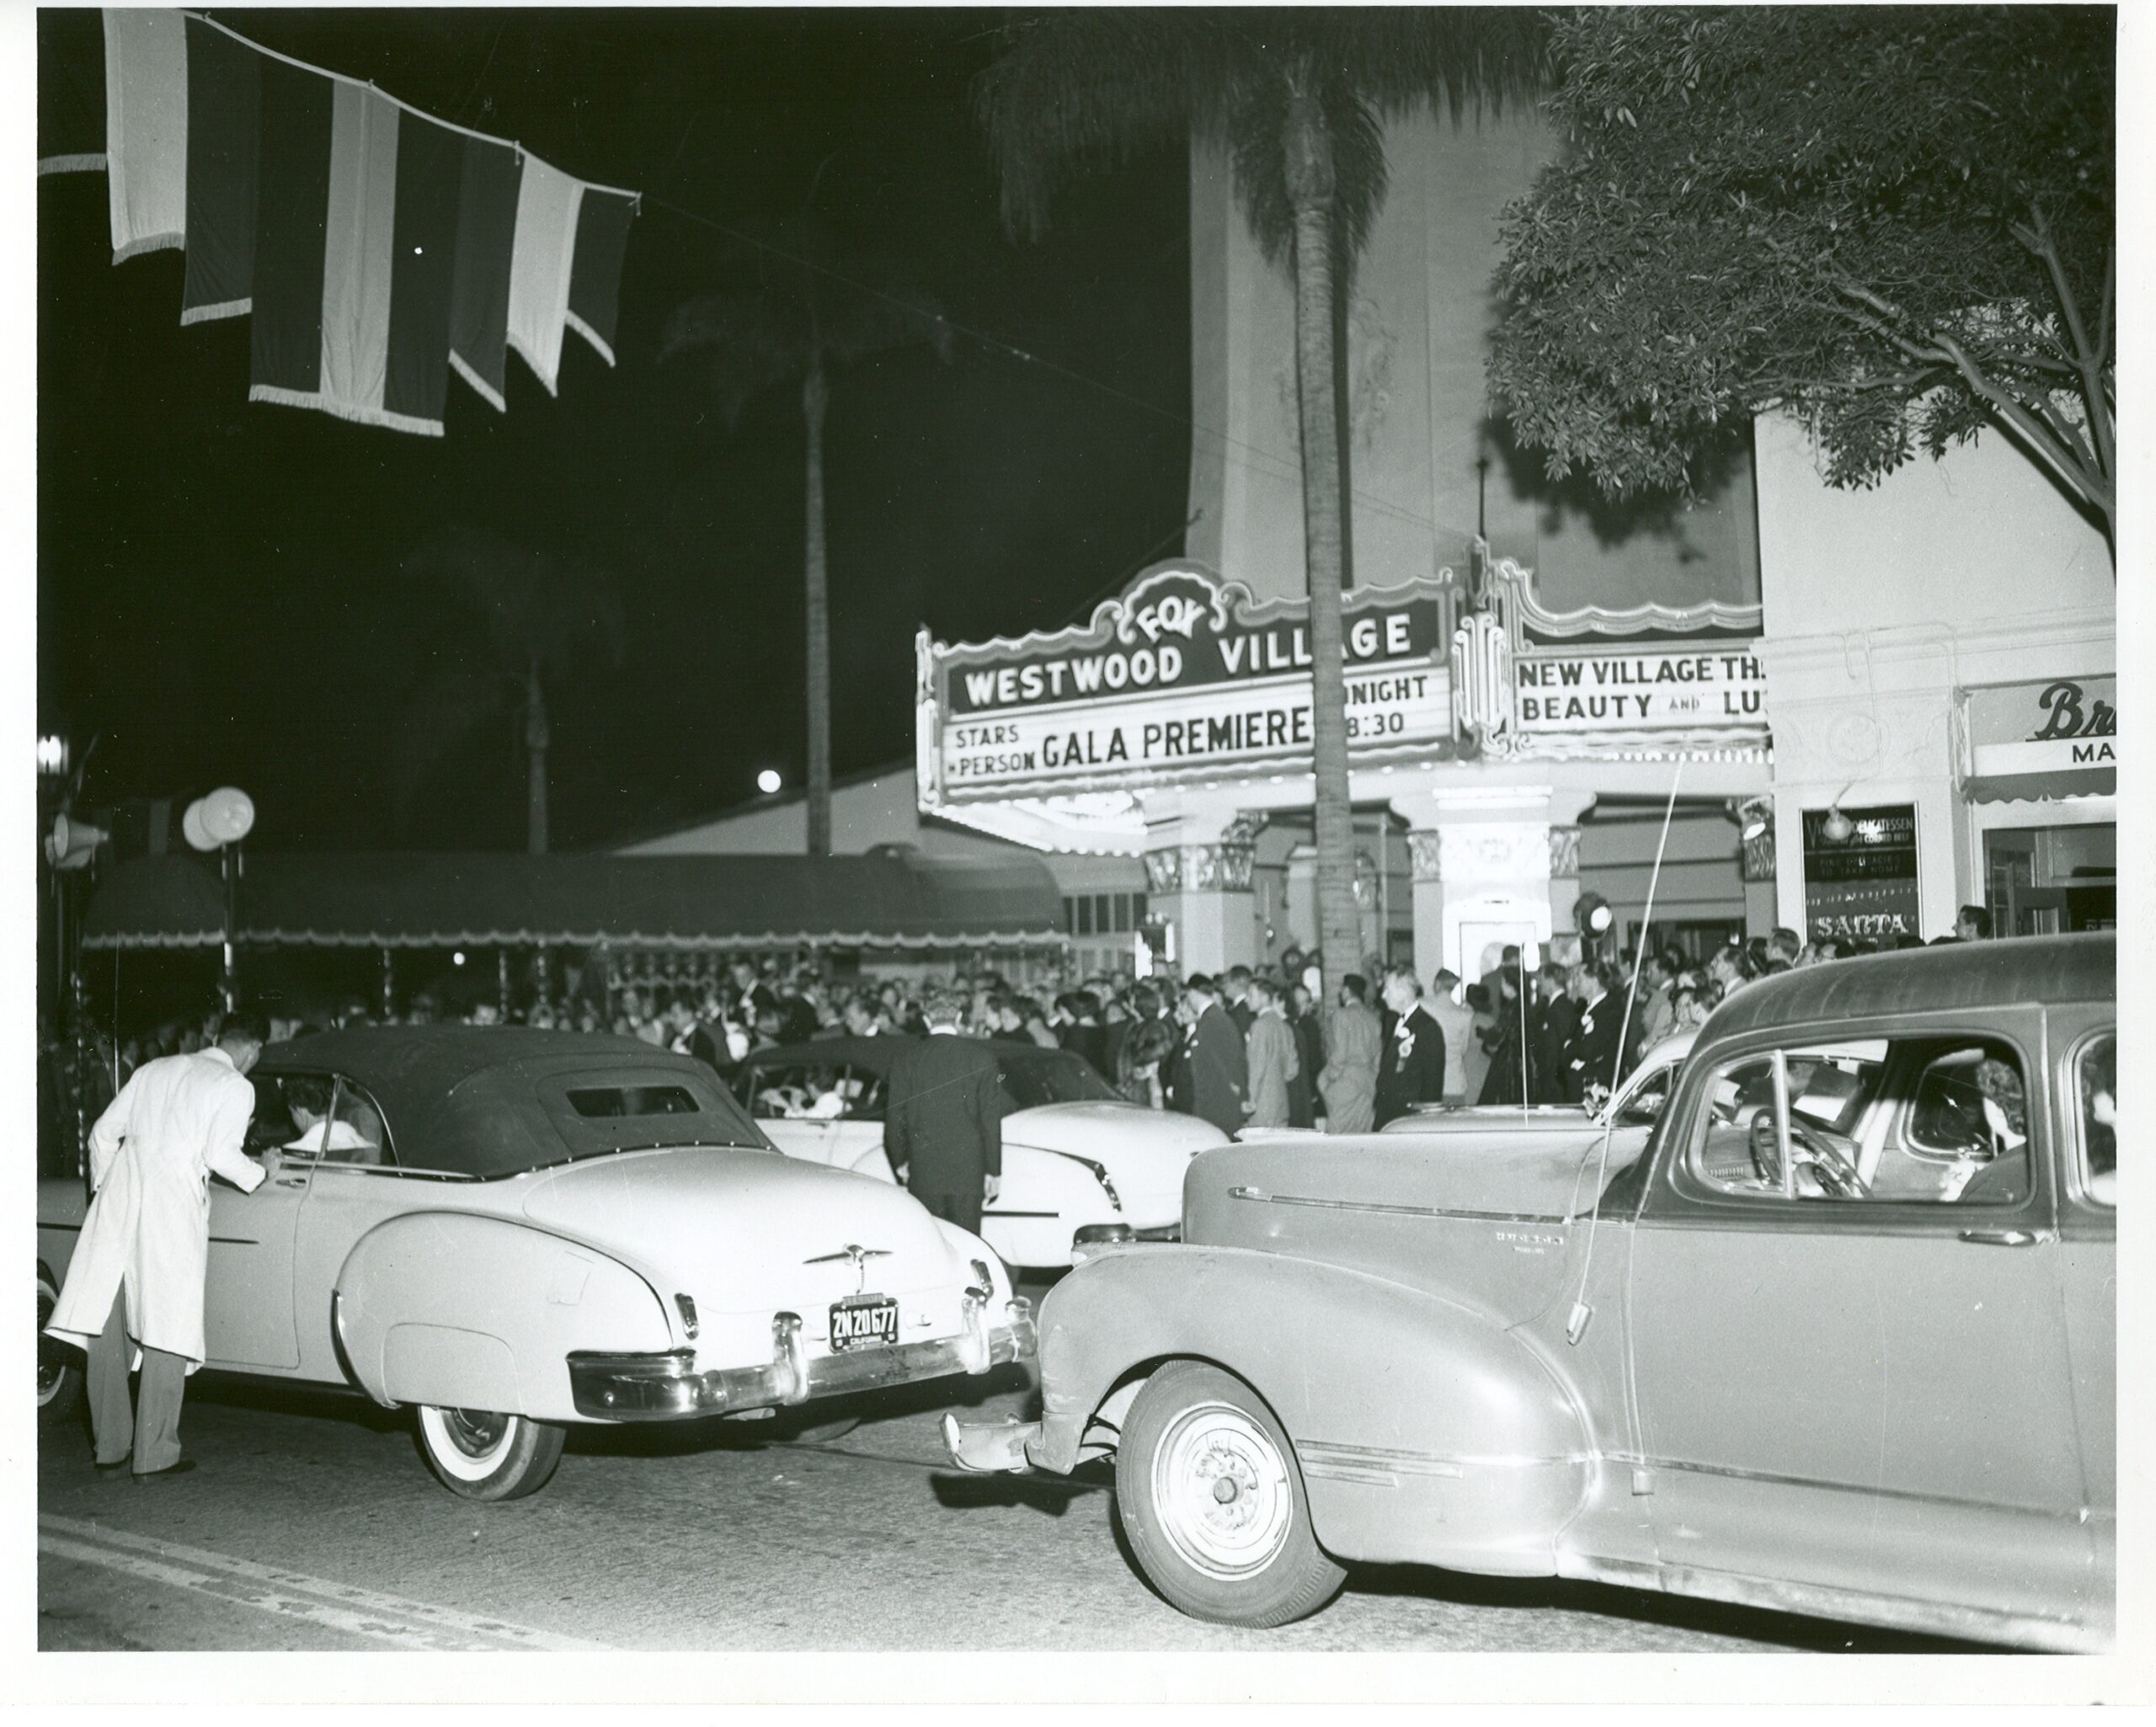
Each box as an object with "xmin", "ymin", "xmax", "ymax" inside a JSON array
[
  {"xmin": 734, "ymin": 1037, "xmax": 1228, "ymax": 1267},
  {"xmin": 38, "ymin": 1028, "xmax": 1034, "ymax": 1500},
  {"xmin": 947, "ymin": 935, "xmax": 2115, "ymax": 1651}
]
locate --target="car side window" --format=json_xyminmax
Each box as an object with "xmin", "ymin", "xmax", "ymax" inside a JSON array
[
  {"xmin": 1687, "ymin": 1036, "xmax": 2031, "ymax": 1206},
  {"xmin": 2079, "ymin": 1032, "xmax": 2116, "ymax": 1207},
  {"xmin": 841, "ymin": 1065, "xmax": 888, "ymax": 1123},
  {"xmin": 749, "ymin": 1063, "xmax": 852, "ymax": 1120},
  {"xmin": 255, "ymin": 1072, "xmax": 391, "ymax": 1166},
  {"xmin": 244, "ymin": 1074, "xmax": 305, "ymax": 1154}
]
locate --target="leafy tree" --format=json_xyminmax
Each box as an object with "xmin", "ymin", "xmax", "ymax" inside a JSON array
[
  {"xmin": 976, "ymin": 8, "xmax": 1547, "ymax": 992},
  {"xmin": 1491, "ymin": 7, "xmax": 2114, "ymax": 560},
  {"xmin": 395, "ymin": 526, "xmax": 625, "ymax": 853},
  {"xmin": 662, "ymin": 205, "xmax": 953, "ymax": 856}
]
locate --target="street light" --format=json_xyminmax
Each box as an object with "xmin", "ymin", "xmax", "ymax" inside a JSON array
[
  {"xmin": 184, "ymin": 786, "xmax": 255, "ymax": 1015},
  {"xmin": 756, "ymin": 769, "xmax": 782, "ymax": 796},
  {"xmin": 36, "ymin": 734, "xmax": 67, "ymax": 776}
]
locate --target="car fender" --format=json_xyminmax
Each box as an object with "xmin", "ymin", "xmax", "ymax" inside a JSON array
[
  {"xmin": 1030, "ymin": 1244, "xmax": 1591, "ymax": 1575},
  {"xmin": 334, "ymin": 1212, "xmax": 672, "ymax": 1423}
]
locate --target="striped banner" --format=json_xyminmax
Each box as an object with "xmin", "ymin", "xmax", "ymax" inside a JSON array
[{"xmin": 45, "ymin": 9, "xmax": 639, "ymax": 437}]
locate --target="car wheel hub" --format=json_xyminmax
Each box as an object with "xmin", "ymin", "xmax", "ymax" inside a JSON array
[
  {"xmin": 1152, "ymin": 1400, "xmax": 1292, "ymax": 1580},
  {"xmin": 444, "ymin": 1408, "xmax": 509, "ymax": 1458}
]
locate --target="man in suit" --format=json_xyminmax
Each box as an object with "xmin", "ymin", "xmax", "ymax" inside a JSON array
[
  {"xmin": 1374, "ymin": 965, "xmax": 1448, "ymax": 1127},
  {"xmin": 1564, "ymin": 961, "xmax": 1626, "ymax": 1107},
  {"xmin": 1177, "ymin": 974, "xmax": 1250, "ymax": 1137},
  {"xmin": 882, "ymin": 989, "xmax": 1006, "ymax": 1233}
]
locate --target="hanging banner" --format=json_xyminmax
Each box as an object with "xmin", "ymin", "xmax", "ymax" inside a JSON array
[{"xmin": 921, "ymin": 564, "xmax": 1459, "ymax": 802}]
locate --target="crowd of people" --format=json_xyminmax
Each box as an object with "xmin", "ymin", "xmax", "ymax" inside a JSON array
[{"xmin": 47, "ymin": 903, "xmax": 2006, "ymax": 1149}]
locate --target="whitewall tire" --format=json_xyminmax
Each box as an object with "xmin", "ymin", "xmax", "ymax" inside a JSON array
[
  {"xmin": 415, "ymin": 1405, "xmax": 566, "ymax": 1501},
  {"xmin": 37, "ymin": 1269, "xmax": 82, "ymax": 1427}
]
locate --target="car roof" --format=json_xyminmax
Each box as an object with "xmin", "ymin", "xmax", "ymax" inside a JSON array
[
  {"xmin": 737, "ymin": 1035, "xmax": 904, "ymax": 1074},
  {"xmin": 255, "ymin": 1026, "xmax": 746, "ymax": 1175},
  {"xmin": 738, "ymin": 1035, "xmax": 1082, "ymax": 1078},
  {"xmin": 1701, "ymin": 933, "xmax": 2114, "ymax": 1045}
]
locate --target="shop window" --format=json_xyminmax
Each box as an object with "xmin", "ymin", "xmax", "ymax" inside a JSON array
[{"xmin": 1983, "ymin": 824, "xmax": 2115, "ymax": 935}]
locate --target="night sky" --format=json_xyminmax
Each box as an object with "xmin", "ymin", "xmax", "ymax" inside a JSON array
[{"xmin": 39, "ymin": 8, "xmax": 1191, "ymax": 852}]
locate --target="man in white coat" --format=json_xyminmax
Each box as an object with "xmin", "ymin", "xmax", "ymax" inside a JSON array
[{"xmin": 46, "ymin": 1011, "xmax": 272, "ymax": 1481}]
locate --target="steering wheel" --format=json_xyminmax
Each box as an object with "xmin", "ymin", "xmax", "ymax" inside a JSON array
[{"xmin": 1748, "ymin": 1111, "xmax": 1870, "ymax": 1199}]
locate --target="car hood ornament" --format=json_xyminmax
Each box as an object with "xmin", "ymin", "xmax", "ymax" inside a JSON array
[{"xmin": 805, "ymin": 1243, "xmax": 892, "ymax": 1294}]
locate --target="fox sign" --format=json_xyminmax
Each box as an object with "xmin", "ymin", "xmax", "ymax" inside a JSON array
[{"xmin": 920, "ymin": 565, "xmax": 1460, "ymax": 800}]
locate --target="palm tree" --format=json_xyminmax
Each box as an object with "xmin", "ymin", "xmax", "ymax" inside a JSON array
[
  {"xmin": 976, "ymin": 8, "xmax": 1547, "ymax": 992},
  {"xmin": 396, "ymin": 526, "xmax": 625, "ymax": 853},
  {"xmin": 662, "ymin": 201, "xmax": 953, "ymax": 857}
]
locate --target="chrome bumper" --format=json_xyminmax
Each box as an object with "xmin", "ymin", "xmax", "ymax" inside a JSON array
[{"xmin": 568, "ymin": 1295, "xmax": 1036, "ymax": 1422}]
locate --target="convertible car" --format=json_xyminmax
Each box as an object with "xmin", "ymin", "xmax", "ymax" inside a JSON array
[
  {"xmin": 735, "ymin": 1037, "xmax": 1227, "ymax": 1267},
  {"xmin": 38, "ymin": 1028, "xmax": 1033, "ymax": 1500},
  {"xmin": 947, "ymin": 936, "xmax": 2115, "ymax": 1651}
]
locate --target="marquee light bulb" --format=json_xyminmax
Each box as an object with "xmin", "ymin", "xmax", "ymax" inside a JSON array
[{"xmin": 756, "ymin": 769, "xmax": 782, "ymax": 795}]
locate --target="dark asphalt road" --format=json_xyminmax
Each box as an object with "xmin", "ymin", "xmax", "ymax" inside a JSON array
[{"xmin": 38, "ymin": 1300, "xmax": 1976, "ymax": 1655}]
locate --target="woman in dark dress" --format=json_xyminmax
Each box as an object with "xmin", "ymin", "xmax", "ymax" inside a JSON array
[{"xmin": 1476, "ymin": 967, "xmax": 1533, "ymax": 1106}]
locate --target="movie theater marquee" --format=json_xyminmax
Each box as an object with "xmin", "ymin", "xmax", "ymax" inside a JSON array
[{"xmin": 916, "ymin": 559, "xmax": 1770, "ymax": 808}]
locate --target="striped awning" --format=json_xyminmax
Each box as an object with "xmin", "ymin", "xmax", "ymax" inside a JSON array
[{"xmin": 81, "ymin": 849, "xmax": 1066, "ymax": 951}]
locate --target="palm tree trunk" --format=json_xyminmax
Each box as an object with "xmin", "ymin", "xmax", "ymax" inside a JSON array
[
  {"xmin": 803, "ymin": 362, "xmax": 833, "ymax": 857},
  {"xmin": 1283, "ymin": 77, "xmax": 1362, "ymax": 994},
  {"xmin": 525, "ymin": 656, "xmax": 550, "ymax": 856}
]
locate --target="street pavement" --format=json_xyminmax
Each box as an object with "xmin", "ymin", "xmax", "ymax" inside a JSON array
[{"xmin": 39, "ymin": 1287, "xmax": 1973, "ymax": 1656}]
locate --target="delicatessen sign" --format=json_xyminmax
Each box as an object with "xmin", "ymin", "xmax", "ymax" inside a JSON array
[
  {"xmin": 1802, "ymin": 803, "xmax": 1921, "ymax": 941},
  {"xmin": 922, "ymin": 565, "xmax": 1455, "ymax": 798}
]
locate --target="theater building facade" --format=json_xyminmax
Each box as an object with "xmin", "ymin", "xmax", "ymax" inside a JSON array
[{"xmin": 915, "ymin": 105, "xmax": 1776, "ymax": 982}]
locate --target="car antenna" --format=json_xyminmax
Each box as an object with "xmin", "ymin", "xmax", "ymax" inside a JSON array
[{"xmin": 1566, "ymin": 760, "xmax": 1683, "ymax": 1347}]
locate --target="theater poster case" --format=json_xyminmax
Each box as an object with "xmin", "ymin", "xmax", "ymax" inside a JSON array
[{"xmin": 1802, "ymin": 803, "xmax": 1922, "ymax": 942}]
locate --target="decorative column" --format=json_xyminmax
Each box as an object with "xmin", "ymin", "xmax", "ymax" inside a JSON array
[
  {"xmin": 1399, "ymin": 787, "xmax": 1597, "ymax": 983},
  {"xmin": 1144, "ymin": 809, "xmax": 1264, "ymax": 977},
  {"xmin": 1547, "ymin": 823, "xmax": 1583, "ymax": 959}
]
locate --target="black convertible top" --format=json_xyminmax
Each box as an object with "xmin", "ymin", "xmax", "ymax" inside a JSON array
[{"xmin": 255, "ymin": 1026, "xmax": 762, "ymax": 1176}]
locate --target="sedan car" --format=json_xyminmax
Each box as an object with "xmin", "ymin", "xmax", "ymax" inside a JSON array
[
  {"xmin": 38, "ymin": 1028, "xmax": 1033, "ymax": 1501},
  {"xmin": 947, "ymin": 935, "xmax": 2115, "ymax": 1651},
  {"xmin": 735, "ymin": 1038, "xmax": 1228, "ymax": 1267}
]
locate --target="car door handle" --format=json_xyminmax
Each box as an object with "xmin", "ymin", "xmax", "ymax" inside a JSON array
[{"xmin": 1957, "ymin": 1228, "xmax": 2047, "ymax": 1247}]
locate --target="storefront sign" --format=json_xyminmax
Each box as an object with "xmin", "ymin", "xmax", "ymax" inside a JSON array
[
  {"xmin": 1802, "ymin": 803, "xmax": 1921, "ymax": 941},
  {"xmin": 922, "ymin": 564, "xmax": 1458, "ymax": 799},
  {"xmin": 1513, "ymin": 648, "xmax": 1767, "ymax": 733},
  {"xmin": 1964, "ymin": 675, "xmax": 2116, "ymax": 800}
]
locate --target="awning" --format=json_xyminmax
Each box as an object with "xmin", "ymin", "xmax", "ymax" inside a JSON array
[
  {"xmin": 81, "ymin": 849, "xmax": 1066, "ymax": 952},
  {"xmin": 1962, "ymin": 675, "xmax": 2116, "ymax": 805}
]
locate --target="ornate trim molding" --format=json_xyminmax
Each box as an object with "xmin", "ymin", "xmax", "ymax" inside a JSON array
[
  {"xmin": 1548, "ymin": 824, "xmax": 1582, "ymax": 880},
  {"xmin": 1407, "ymin": 829, "xmax": 1444, "ymax": 884}
]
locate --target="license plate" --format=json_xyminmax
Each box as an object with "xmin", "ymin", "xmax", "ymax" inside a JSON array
[{"xmin": 828, "ymin": 1296, "xmax": 899, "ymax": 1352}]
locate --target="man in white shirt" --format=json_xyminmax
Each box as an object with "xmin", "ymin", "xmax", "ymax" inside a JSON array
[{"xmin": 46, "ymin": 1012, "xmax": 274, "ymax": 1481}]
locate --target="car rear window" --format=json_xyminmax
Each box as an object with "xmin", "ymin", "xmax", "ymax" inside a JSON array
[{"xmin": 566, "ymin": 1085, "xmax": 702, "ymax": 1119}]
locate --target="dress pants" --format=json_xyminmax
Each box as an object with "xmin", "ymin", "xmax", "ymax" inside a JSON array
[
  {"xmin": 87, "ymin": 1288, "xmax": 187, "ymax": 1474},
  {"xmin": 912, "ymin": 1186, "xmax": 984, "ymax": 1234}
]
